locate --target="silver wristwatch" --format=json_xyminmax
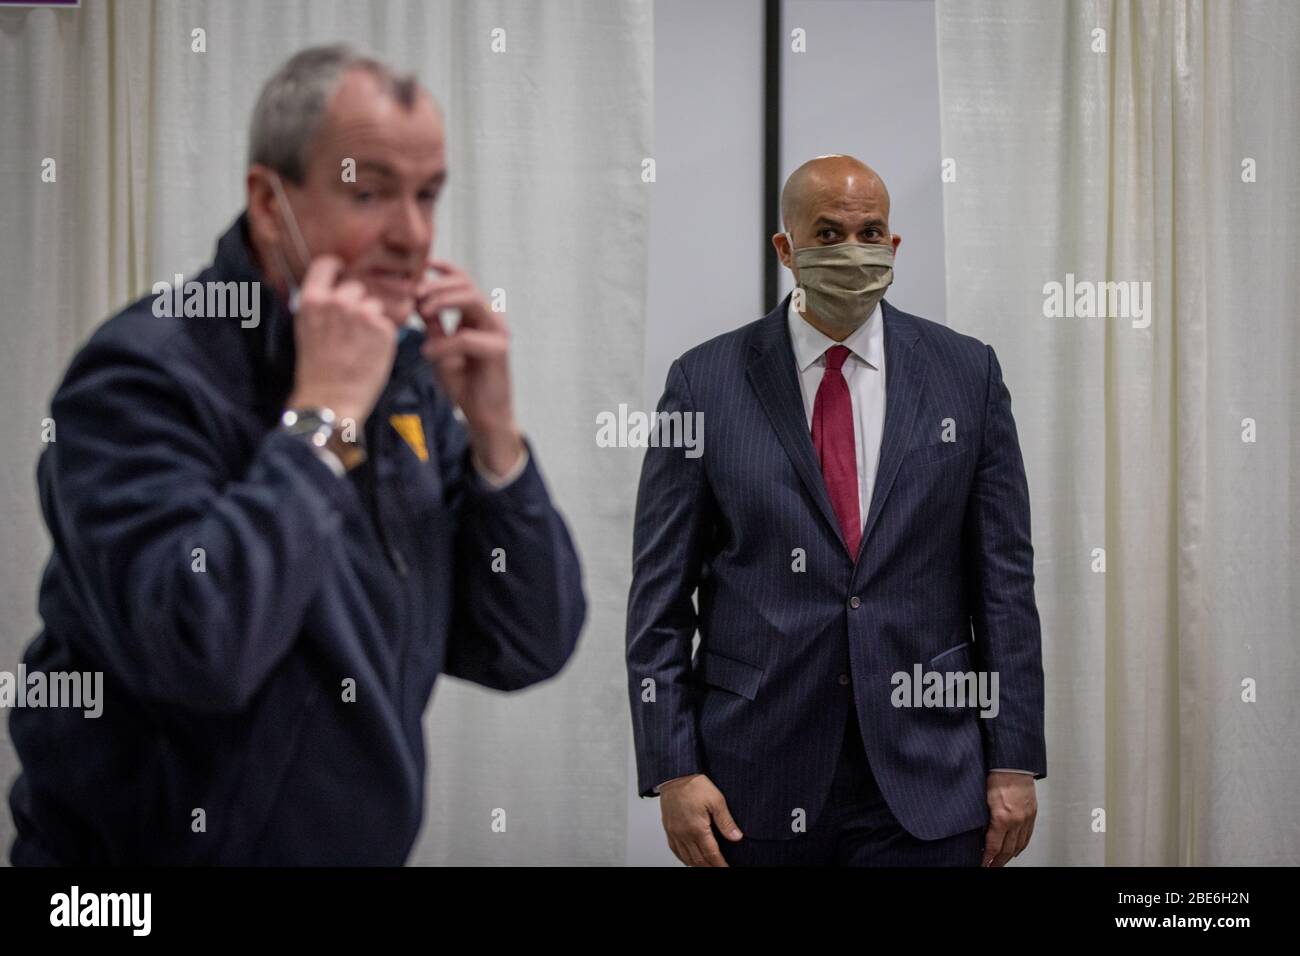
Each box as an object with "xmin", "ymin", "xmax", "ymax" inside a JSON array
[{"xmin": 280, "ymin": 407, "xmax": 337, "ymax": 448}]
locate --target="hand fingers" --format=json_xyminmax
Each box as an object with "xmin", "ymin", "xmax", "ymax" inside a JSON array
[
  {"xmin": 431, "ymin": 353, "xmax": 467, "ymax": 385},
  {"xmin": 424, "ymin": 255, "xmax": 464, "ymax": 278},
  {"xmin": 416, "ymin": 272, "xmax": 474, "ymax": 299},
  {"xmin": 413, "ymin": 269, "xmax": 441, "ymax": 300},
  {"xmin": 667, "ymin": 836, "xmax": 690, "ymax": 867},
  {"xmin": 326, "ymin": 282, "xmax": 371, "ymax": 313},
  {"xmin": 1013, "ymin": 815, "xmax": 1036, "ymax": 858},
  {"xmin": 415, "ymin": 285, "xmax": 472, "ymax": 333},
  {"xmin": 420, "ymin": 332, "xmax": 468, "ymax": 371},
  {"xmin": 418, "ymin": 288, "xmax": 499, "ymax": 331},
  {"xmin": 708, "ymin": 798, "xmax": 744, "ymax": 842},
  {"xmin": 982, "ymin": 823, "xmax": 1006, "ymax": 867},
  {"xmin": 415, "ymin": 282, "xmax": 475, "ymax": 318},
  {"xmin": 681, "ymin": 833, "xmax": 707, "ymax": 867},
  {"xmin": 687, "ymin": 827, "xmax": 727, "ymax": 867},
  {"xmin": 1023, "ymin": 815, "xmax": 1037, "ymax": 852},
  {"xmin": 300, "ymin": 255, "xmax": 344, "ymax": 296},
  {"xmin": 424, "ymin": 329, "xmax": 507, "ymax": 364},
  {"xmin": 426, "ymin": 329, "xmax": 506, "ymax": 358},
  {"xmin": 701, "ymin": 829, "xmax": 729, "ymax": 867},
  {"xmin": 417, "ymin": 279, "xmax": 504, "ymax": 329},
  {"xmin": 991, "ymin": 822, "xmax": 1023, "ymax": 867},
  {"xmin": 422, "ymin": 311, "xmax": 452, "ymax": 343},
  {"xmin": 360, "ymin": 298, "xmax": 390, "ymax": 328},
  {"xmin": 415, "ymin": 263, "xmax": 472, "ymax": 293}
]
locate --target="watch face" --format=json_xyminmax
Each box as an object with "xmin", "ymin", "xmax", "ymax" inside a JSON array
[
  {"xmin": 283, "ymin": 407, "xmax": 335, "ymax": 426},
  {"xmin": 282, "ymin": 408, "xmax": 336, "ymax": 442}
]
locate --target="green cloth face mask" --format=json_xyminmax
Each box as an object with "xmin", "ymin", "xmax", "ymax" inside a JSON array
[{"xmin": 786, "ymin": 233, "xmax": 894, "ymax": 334}]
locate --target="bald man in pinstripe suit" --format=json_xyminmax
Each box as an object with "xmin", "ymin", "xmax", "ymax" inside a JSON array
[{"xmin": 626, "ymin": 156, "xmax": 1045, "ymax": 867}]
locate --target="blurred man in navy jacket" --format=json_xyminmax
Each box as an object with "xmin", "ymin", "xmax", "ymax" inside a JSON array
[
  {"xmin": 9, "ymin": 45, "xmax": 585, "ymax": 865},
  {"xmin": 627, "ymin": 155, "xmax": 1044, "ymax": 867}
]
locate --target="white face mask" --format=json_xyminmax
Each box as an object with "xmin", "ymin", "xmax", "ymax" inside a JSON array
[{"xmin": 267, "ymin": 171, "xmax": 314, "ymax": 313}]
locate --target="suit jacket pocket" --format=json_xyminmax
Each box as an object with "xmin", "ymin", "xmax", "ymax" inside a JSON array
[
  {"xmin": 904, "ymin": 441, "xmax": 970, "ymax": 467},
  {"xmin": 925, "ymin": 642, "xmax": 985, "ymax": 716},
  {"xmin": 929, "ymin": 641, "xmax": 974, "ymax": 667},
  {"xmin": 693, "ymin": 648, "xmax": 764, "ymax": 701}
]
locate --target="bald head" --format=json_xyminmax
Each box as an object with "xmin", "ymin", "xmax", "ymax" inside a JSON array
[{"xmin": 781, "ymin": 155, "xmax": 890, "ymax": 234}]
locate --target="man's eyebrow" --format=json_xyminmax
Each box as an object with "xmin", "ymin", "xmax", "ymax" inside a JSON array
[
  {"xmin": 813, "ymin": 215, "xmax": 886, "ymax": 230},
  {"xmin": 350, "ymin": 165, "xmax": 447, "ymax": 189},
  {"xmin": 354, "ymin": 161, "xmax": 399, "ymax": 178}
]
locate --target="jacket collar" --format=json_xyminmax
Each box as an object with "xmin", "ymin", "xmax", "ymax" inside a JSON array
[
  {"xmin": 746, "ymin": 293, "xmax": 926, "ymax": 566},
  {"xmin": 211, "ymin": 211, "xmax": 297, "ymax": 392}
]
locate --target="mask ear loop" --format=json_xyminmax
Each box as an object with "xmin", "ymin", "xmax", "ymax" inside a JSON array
[
  {"xmin": 785, "ymin": 231, "xmax": 806, "ymax": 316},
  {"xmin": 267, "ymin": 239, "xmax": 301, "ymax": 315},
  {"xmin": 267, "ymin": 172, "xmax": 314, "ymax": 313}
]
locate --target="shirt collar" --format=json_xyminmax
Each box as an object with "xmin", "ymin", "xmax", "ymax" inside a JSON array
[
  {"xmin": 212, "ymin": 211, "xmax": 296, "ymax": 400},
  {"xmin": 786, "ymin": 297, "xmax": 883, "ymax": 373}
]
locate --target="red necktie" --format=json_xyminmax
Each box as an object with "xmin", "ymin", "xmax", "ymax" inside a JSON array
[{"xmin": 812, "ymin": 345, "xmax": 860, "ymax": 558}]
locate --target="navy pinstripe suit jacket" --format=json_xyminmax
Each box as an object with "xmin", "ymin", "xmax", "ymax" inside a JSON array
[{"xmin": 626, "ymin": 295, "xmax": 1046, "ymax": 841}]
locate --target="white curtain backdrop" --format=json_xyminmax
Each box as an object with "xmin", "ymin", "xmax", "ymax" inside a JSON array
[
  {"xmin": 937, "ymin": 0, "xmax": 1299, "ymax": 864},
  {"xmin": 0, "ymin": 0, "xmax": 652, "ymax": 865}
]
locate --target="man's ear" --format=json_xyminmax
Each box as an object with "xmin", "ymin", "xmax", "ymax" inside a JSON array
[
  {"xmin": 772, "ymin": 232, "xmax": 792, "ymax": 270},
  {"xmin": 245, "ymin": 165, "xmax": 282, "ymax": 249},
  {"xmin": 890, "ymin": 232, "xmax": 902, "ymax": 254}
]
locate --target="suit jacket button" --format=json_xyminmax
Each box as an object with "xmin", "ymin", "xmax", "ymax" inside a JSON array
[
  {"xmin": 849, "ymin": 596, "xmax": 861, "ymax": 609},
  {"xmin": 838, "ymin": 674, "xmax": 850, "ymax": 685}
]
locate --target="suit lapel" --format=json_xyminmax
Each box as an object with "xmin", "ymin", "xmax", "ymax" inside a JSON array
[
  {"xmin": 855, "ymin": 300, "xmax": 927, "ymax": 563},
  {"xmin": 746, "ymin": 296, "xmax": 846, "ymax": 549},
  {"xmin": 747, "ymin": 297, "xmax": 929, "ymax": 566}
]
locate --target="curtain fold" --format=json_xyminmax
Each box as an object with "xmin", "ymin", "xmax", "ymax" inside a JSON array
[{"xmin": 937, "ymin": 0, "xmax": 1300, "ymax": 864}]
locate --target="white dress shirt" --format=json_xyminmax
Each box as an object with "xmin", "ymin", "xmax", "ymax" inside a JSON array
[{"xmin": 787, "ymin": 298, "xmax": 886, "ymax": 528}]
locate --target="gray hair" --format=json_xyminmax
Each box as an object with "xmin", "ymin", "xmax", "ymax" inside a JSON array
[{"xmin": 248, "ymin": 44, "xmax": 422, "ymax": 184}]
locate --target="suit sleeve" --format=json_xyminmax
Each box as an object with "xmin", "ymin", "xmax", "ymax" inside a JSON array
[
  {"xmin": 39, "ymin": 341, "xmax": 360, "ymax": 716},
  {"xmin": 432, "ymin": 396, "xmax": 586, "ymax": 691},
  {"xmin": 626, "ymin": 359, "xmax": 714, "ymax": 797},
  {"xmin": 963, "ymin": 345, "xmax": 1047, "ymax": 778}
]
